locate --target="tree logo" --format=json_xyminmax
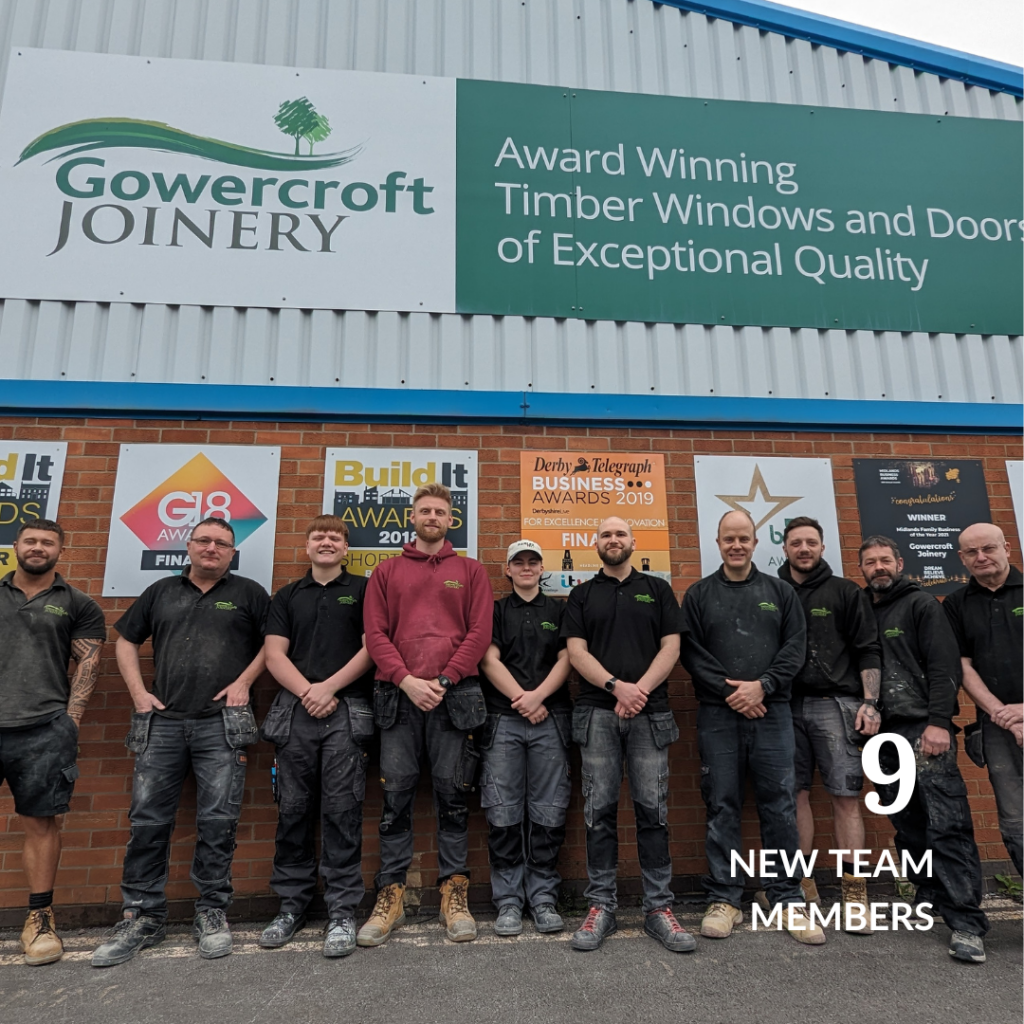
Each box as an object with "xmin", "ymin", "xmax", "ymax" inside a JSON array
[{"xmin": 273, "ymin": 97, "xmax": 332, "ymax": 156}]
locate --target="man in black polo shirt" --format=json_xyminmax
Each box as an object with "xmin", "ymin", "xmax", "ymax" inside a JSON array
[
  {"xmin": 0, "ymin": 520, "xmax": 105, "ymax": 966},
  {"xmin": 562, "ymin": 516, "xmax": 692, "ymax": 954},
  {"xmin": 682, "ymin": 510, "xmax": 823, "ymax": 945},
  {"xmin": 258, "ymin": 515, "xmax": 375, "ymax": 957},
  {"xmin": 944, "ymin": 523, "xmax": 1022, "ymax": 877},
  {"xmin": 92, "ymin": 517, "xmax": 269, "ymax": 967},
  {"xmin": 480, "ymin": 540, "xmax": 572, "ymax": 937}
]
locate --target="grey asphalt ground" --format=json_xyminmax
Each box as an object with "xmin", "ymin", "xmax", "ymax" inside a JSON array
[{"xmin": 1, "ymin": 901, "xmax": 1021, "ymax": 1024}]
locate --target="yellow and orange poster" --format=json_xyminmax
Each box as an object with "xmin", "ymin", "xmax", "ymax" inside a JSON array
[{"xmin": 519, "ymin": 452, "xmax": 671, "ymax": 596}]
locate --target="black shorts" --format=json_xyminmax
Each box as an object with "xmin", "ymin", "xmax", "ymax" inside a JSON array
[{"xmin": 0, "ymin": 713, "xmax": 80, "ymax": 817}]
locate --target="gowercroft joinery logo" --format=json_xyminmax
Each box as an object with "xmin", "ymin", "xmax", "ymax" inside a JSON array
[{"xmin": 120, "ymin": 454, "xmax": 267, "ymax": 572}]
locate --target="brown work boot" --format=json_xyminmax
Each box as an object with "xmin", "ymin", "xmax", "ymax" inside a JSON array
[
  {"xmin": 785, "ymin": 905, "xmax": 827, "ymax": 945},
  {"xmin": 700, "ymin": 902, "xmax": 743, "ymax": 939},
  {"xmin": 438, "ymin": 874, "xmax": 477, "ymax": 942},
  {"xmin": 801, "ymin": 876, "xmax": 821, "ymax": 905},
  {"xmin": 356, "ymin": 883, "xmax": 406, "ymax": 947},
  {"xmin": 21, "ymin": 907, "xmax": 64, "ymax": 965},
  {"xmin": 841, "ymin": 873, "xmax": 872, "ymax": 934}
]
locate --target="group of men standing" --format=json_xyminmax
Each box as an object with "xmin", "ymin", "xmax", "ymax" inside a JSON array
[{"xmin": 1, "ymin": 487, "xmax": 1019, "ymax": 969}]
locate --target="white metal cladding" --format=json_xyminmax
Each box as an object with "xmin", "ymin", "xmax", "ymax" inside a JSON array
[{"xmin": 0, "ymin": 0, "xmax": 1020, "ymax": 409}]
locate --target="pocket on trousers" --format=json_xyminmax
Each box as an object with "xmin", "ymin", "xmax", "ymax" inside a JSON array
[
  {"xmin": 222, "ymin": 705, "xmax": 260, "ymax": 748},
  {"xmin": 964, "ymin": 720, "xmax": 986, "ymax": 768},
  {"xmin": 930, "ymin": 770, "xmax": 969, "ymax": 800},
  {"xmin": 259, "ymin": 693, "xmax": 296, "ymax": 746},
  {"xmin": 552, "ymin": 709, "xmax": 572, "ymax": 750},
  {"xmin": 572, "ymin": 705, "xmax": 594, "ymax": 747},
  {"xmin": 581, "ymin": 768, "xmax": 594, "ymax": 828},
  {"xmin": 649, "ymin": 711, "xmax": 680, "ymax": 749},
  {"xmin": 454, "ymin": 735, "xmax": 481, "ymax": 793},
  {"xmin": 53, "ymin": 762, "xmax": 79, "ymax": 807},
  {"xmin": 374, "ymin": 680, "xmax": 400, "ymax": 730},
  {"xmin": 125, "ymin": 710, "xmax": 154, "ymax": 754},
  {"xmin": 345, "ymin": 696, "xmax": 376, "ymax": 742},
  {"xmin": 445, "ymin": 677, "xmax": 487, "ymax": 731},
  {"xmin": 477, "ymin": 713, "xmax": 502, "ymax": 751},
  {"xmin": 836, "ymin": 699, "xmax": 867, "ymax": 752},
  {"xmin": 658, "ymin": 769, "xmax": 670, "ymax": 826}
]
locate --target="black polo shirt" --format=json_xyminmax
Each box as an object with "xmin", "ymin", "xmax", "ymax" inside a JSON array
[
  {"xmin": 943, "ymin": 565, "xmax": 1023, "ymax": 706},
  {"xmin": 0, "ymin": 572, "xmax": 106, "ymax": 729},
  {"xmin": 265, "ymin": 568, "xmax": 373, "ymax": 700},
  {"xmin": 114, "ymin": 569, "xmax": 269, "ymax": 719},
  {"xmin": 485, "ymin": 591, "xmax": 570, "ymax": 715},
  {"xmin": 562, "ymin": 569, "xmax": 682, "ymax": 713}
]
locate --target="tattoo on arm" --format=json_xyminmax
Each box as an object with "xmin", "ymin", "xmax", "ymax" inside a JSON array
[
  {"xmin": 861, "ymin": 667, "xmax": 881, "ymax": 700},
  {"xmin": 68, "ymin": 638, "xmax": 103, "ymax": 720}
]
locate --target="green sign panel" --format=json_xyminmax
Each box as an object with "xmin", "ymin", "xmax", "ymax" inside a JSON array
[{"xmin": 456, "ymin": 80, "xmax": 1023, "ymax": 335}]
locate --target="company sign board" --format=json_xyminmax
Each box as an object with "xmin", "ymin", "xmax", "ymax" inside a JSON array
[
  {"xmin": 519, "ymin": 451, "xmax": 671, "ymax": 596},
  {"xmin": 0, "ymin": 442, "xmax": 67, "ymax": 571},
  {"xmin": 322, "ymin": 448, "xmax": 478, "ymax": 575},
  {"xmin": 103, "ymin": 444, "xmax": 280, "ymax": 596},
  {"xmin": 0, "ymin": 49, "xmax": 1020, "ymax": 335}
]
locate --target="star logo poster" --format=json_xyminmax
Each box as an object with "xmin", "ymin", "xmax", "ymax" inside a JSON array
[
  {"xmin": 519, "ymin": 452, "xmax": 671, "ymax": 596},
  {"xmin": 693, "ymin": 456, "xmax": 842, "ymax": 577},
  {"xmin": 102, "ymin": 445, "xmax": 280, "ymax": 596},
  {"xmin": 0, "ymin": 442, "xmax": 67, "ymax": 572}
]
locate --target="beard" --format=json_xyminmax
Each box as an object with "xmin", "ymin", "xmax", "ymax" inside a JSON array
[
  {"xmin": 415, "ymin": 523, "xmax": 446, "ymax": 543},
  {"xmin": 17, "ymin": 552, "xmax": 59, "ymax": 576},
  {"xmin": 868, "ymin": 570, "xmax": 896, "ymax": 591},
  {"xmin": 599, "ymin": 546, "xmax": 632, "ymax": 567},
  {"xmin": 792, "ymin": 553, "xmax": 821, "ymax": 572}
]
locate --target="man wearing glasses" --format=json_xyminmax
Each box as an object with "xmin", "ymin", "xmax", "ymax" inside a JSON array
[{"xmin": 93, "ymin": 517, "xmax": 269, "ymax": 967}]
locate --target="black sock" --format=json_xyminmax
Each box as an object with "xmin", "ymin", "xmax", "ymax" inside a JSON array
[
  {"xmin": 28, "ymin": 890, "xmax": 53, "ymax": 911},
  {"xmin": 842, "ymin": 862, "xmax": 858, "ymax": 877}
]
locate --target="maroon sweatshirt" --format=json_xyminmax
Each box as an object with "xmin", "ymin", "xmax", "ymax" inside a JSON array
[{"xmin": 364, "ymin": 540, "xmax": 493, "ymax": 685}]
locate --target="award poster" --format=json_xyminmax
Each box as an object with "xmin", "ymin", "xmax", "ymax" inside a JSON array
[
  {"xmin": 519, "ymin": 451, "xmax": 670, "ymax": 596},
  {"xmin": 853, "ymin": 458, "xmax": 991, "ymax": 594},
  {"xmin": 102, "ymin": 445, "xmax": 280, "ymax": 596},
  {"xmin": 0, "ymin": 442, "xmax": 67, "ymax": 572},
  {"xmin": 322, "ymin": 449, "xmax": 478, "ymax": 575},
  {"xmin": 1007, "ymin": 461, "xmax": 1023, "ymax": 547}
]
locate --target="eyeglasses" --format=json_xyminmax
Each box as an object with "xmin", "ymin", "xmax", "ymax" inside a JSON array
[
  {"xmin": 961, "ymin": 545, "xmax": 1002, "ymax": 559},
  {"xmin": 189, "ymin": 536, "xmax": 235, "ymax": 550}
]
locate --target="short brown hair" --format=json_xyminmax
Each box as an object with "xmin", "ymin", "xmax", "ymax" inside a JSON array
[
  {"xmin": 413, "ymin": 483, "xmax": 452, "ymax": 507},
  {"xmin": 306, "ymin": 514, "xmax": 349, "ymax": 540},
  {"xmin": 783, "ymin": 516, "xmax": 823, "ymax": 542},
  {"xmin": 859, "ymin": 535, "xmax": 901, "ymax": 562},
  {"xmin": 16, "ymin": 518, "xmax": 65, "ymax": 544}
]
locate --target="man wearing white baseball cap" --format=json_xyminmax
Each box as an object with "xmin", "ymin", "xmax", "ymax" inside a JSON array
[{"xmin": 479, "ymin": 540, "xmax": 572, "ymax": 936}]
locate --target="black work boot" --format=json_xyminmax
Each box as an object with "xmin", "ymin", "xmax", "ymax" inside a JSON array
[
  {"xmin": 644, "ymin": 907, "xmax": 697, "ymax": 953},
  {"xmin": 92, "ymin": 910, "xmax": 166, "ymax": 967},
  {"xmin": 323, "ymin": 916, "xmax": 357, "ymax": 958},
  {"xmin": 259, "ymin": 912, "xmax": 305, "ymax": 949},
  {"xmin": 193, "ymin": 908, "xmax": 232, "ymax": 959},
  {"xmin": 570, "ymin": 906, "xmax": 617, "ymax": 951}
]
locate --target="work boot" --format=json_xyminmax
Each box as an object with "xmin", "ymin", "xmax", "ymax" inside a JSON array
[
  {"xmin": 494, "ymin": 905, "xmax": 523, "ymax": 936},
  {"xmin": 439, "ymin": 875, "xmax": 477, "ymax": 942},
  {"xmin": 323, "ymin": 916, "xmax": 357, "ymax": 958},
  {"xmin": 949, "ymin": 931, "xmax": 986, "ymax": 963},
  {"xmin": 259, "ymin": 911, "xmax": 305, "ymax": 949},
  {"xmin": 644, "ymin": 907, "xmax": 696, "ymax": 953},
  {"xmin": 530, "ymin": 903, "xmax": 565, "ymax": 934},
  {"xmin": 841, "ymin": 873, "xmax": 872, "ymax": 934},
  {"xmin": 21, "ymin": 907, "xmax": 63, "ymax": 966},
  {"xmin": 356, "ymin": 883, "xmax": 407, "ymax": 947},
  {"xmin": 193, "ymin": 907, "xmax": 232, "ymax": 959},
  {"xmin": 801, "ymin": 877, "xmax": 821, "ymax": 905},
  {"xmin": 570, "ymin": 906, "xmax": 617, "ymax": 951},
  {"xmin": 700, "ymin": 902, "xmax": 743, "ymax": 939},
  {"xmin": 92, "ymin": 910, "xmax": 166, "ymax": 967},
  {"xmin": 785, "ymin": 905, "xmax": 827, "ymax": 945}
]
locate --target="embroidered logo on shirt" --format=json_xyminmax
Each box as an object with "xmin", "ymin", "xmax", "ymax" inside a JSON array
[
  {"xmin": 1014, "ymin": 607, "xmax": 1024, "ymax": 617},
  {"xmin": 541, "ymin": 621, "xmax": 558, "ymax": 631},
  {"xmin": 810, "ymin": 607, "xmax": 831, "ymax": 617},
  {"xmin": 443, "ymin": 580, "xmax": 464, "ymax": 589},
  {"xmin": 43, "ymin": 604, "xmax": 68, "ymax": 617},
  {"xmin": 758, "ymin": 602, "xmax": 778, "ymax": 612},
  {"xmin": 337, "ymin": 595, "xmax": 357, "ymax": 605},
  {"xmin": 213, "ymin": 601, "xmax": 238, "ymax": 611},
  {"xmin": 884, "ymin": 627, "xmax": 904, "ymax": 638},
  {"xmin": 634, "ymin": 594, "xmax": 655, "ymax": 604}
]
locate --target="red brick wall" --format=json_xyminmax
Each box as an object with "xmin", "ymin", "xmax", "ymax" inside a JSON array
[{"xmin": 0, "ymin": 417, "xmax": 1020, "ymax": 911}]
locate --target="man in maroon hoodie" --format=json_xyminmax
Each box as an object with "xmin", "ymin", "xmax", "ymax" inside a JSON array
[{"xmin": 357, "ymin": 483, "xmax": 492, "ymax": 946}]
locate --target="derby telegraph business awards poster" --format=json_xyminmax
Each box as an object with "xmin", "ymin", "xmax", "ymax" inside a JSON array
[
  {"xmin": 853, "ymin": 458, "xmax": 991, "ymax": 594},
  {"xmin": 520, "ymin": 451, "xmax": 671, "ymax": 596}
]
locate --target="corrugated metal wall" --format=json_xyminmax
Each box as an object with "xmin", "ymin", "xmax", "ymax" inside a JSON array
[{"xmin": 0, "ymin": 0, "xmax": 1020, "ymax": 409}]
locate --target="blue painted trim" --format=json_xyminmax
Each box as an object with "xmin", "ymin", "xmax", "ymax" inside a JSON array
[
  {"xmin": 654, "ymin": 0, "xmax": 1024, "ymax": 97},
  {"xmin": 6, "ymin": 379, "xmax": 1021, "ymax": 433}
]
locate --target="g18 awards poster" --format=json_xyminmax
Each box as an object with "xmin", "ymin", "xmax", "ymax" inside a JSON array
[
  {"xmin": 322, "ymin": 448, "xmax": 478, "ymax": 576},
  {"xmin": 853, "ymin": 458, "xmax": 991, "ymax": 594},
  {"xmin": 519, "ymin": 451, "xmax": 671, "ymax": 596},
  {"xmin": 102, "ymin": 445, "xmax": 281, "ymax": 596},
  {"xmin": 0, "ymin": 441, "xmax": 67, "ymax": 572}
]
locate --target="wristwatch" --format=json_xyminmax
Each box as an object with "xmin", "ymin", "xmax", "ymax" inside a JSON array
[
  {"xmin": 438, "ymin": 675, "xmax": 453, "ymax": 690},
  {"xmin": 860, "ymin": 698, "xmax": 879, "ymax": 709},
  {"xmin": 604, "ymin": 677, "xmax": 618, "ymax": 693}
]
